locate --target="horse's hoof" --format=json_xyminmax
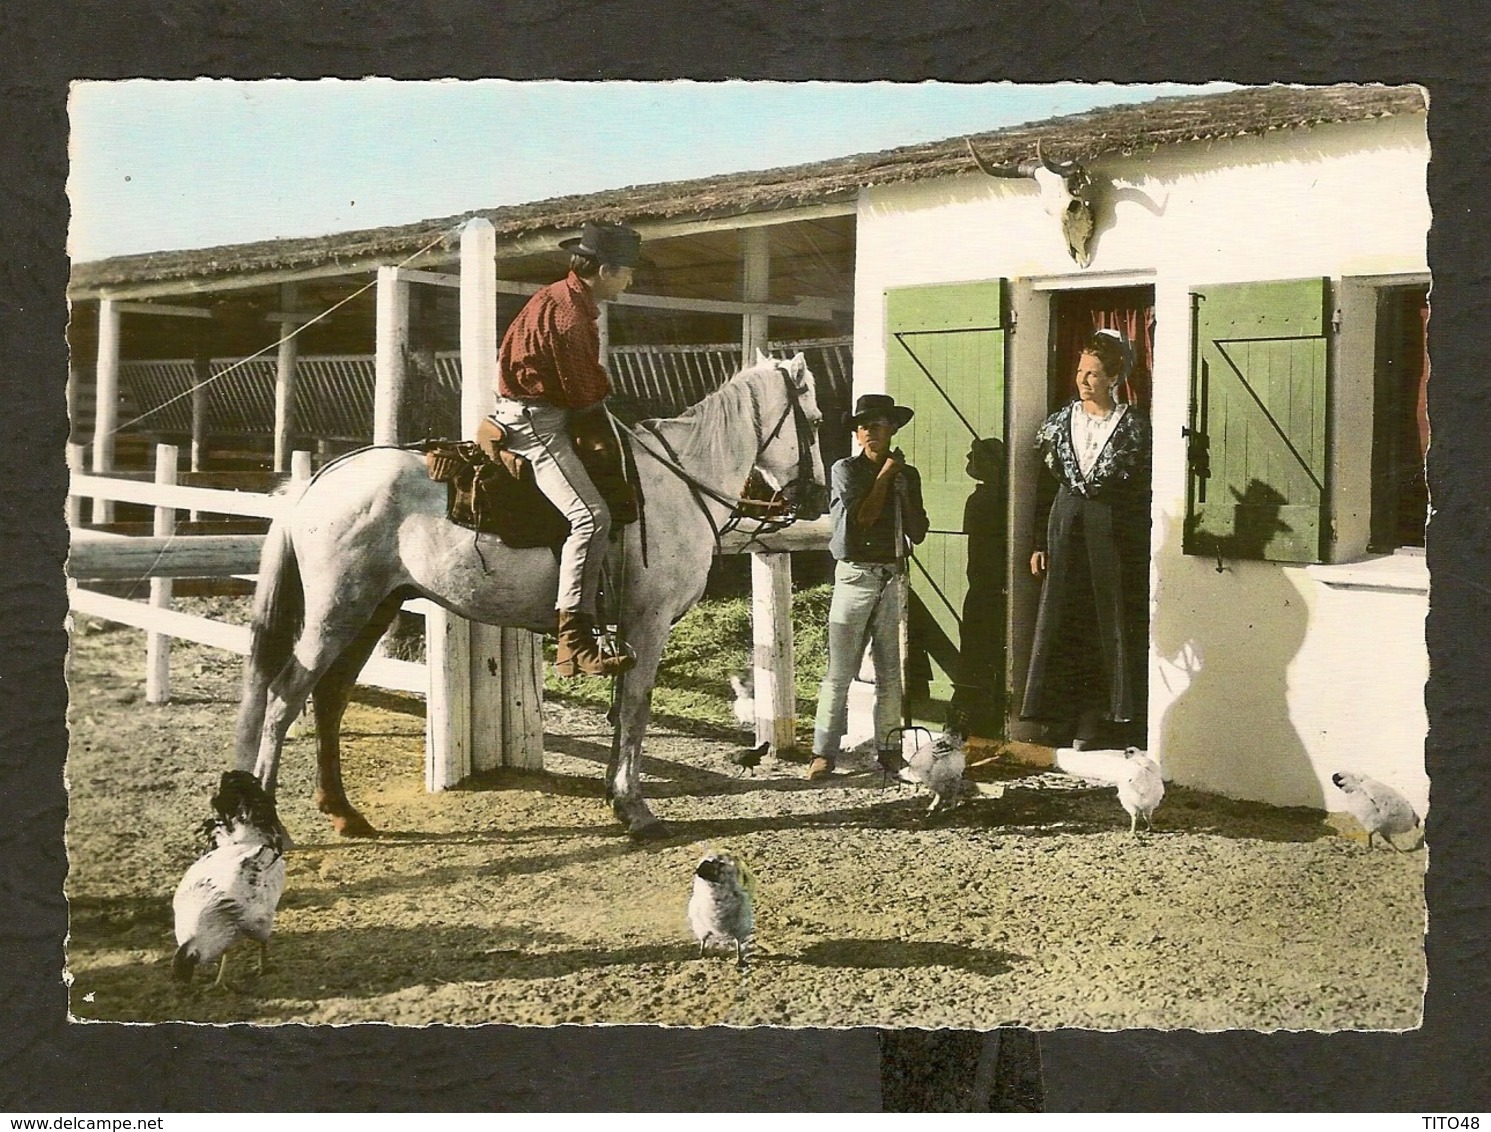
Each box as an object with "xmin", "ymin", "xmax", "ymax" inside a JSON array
[
  {"xmin": 627, "ymin": 819, "xmax": 671, "ymax": 841},
  {"xmin": 331, "ymin": 812, "xmax": 378, "ymax": 838}
]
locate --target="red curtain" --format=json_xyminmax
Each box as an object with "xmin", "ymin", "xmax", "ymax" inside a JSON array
[{"xmin": 1048, "ymin": 288, "xmax": 1156, "ymax": 412}]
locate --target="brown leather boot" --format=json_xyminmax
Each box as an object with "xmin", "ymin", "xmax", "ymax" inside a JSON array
[{"xmin": 554, "ymin": 610, "xmax": 634, "ymax": 678}]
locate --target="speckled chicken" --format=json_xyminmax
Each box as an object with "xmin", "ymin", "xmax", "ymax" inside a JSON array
[
  {"xmin": 1331, "ymin": 771, "xmax": 1421, "ymax": 850},
  {"xmin": 897, "ymin": 730, "xmax": 966, "ymax": 816},
  {"xmin": 1116, "ymin": 747, "xmax": 1164, "ymax": 835},
  {"xmin": 172, "ymin": 770, "xmax": 287, "ymax": 987},
  {"xmin": 687, "ymin": 850, "xmax": 756, "ymax": 969}
]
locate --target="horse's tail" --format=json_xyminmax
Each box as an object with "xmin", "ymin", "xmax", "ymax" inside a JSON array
[{"xmin": 233, "ymin": 519, "xmax": 305, "ymax": 767}]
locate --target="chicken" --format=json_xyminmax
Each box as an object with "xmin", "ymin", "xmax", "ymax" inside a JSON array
[
  {"xmin": 1331, "ymin": 771, "xmax": 1421, "ymax": 851},
  {"xmin": 1116, "ymin": 747, "xmax": 1164, "ymax": 835},
  {"xmin": 897, "ymin": 730, "xmax": 966, "ymax": 817},
  {"xmin": 171, "ymin": 770, "xmax": 288, "ymax": 987},
  {"xmin": 730, "ymin": 740, "xmax": 769, "ymax": 777},
  {"xmin": 687, "ymin": 850, "xmax": 756, "ymax": 969},
  {"xmin": 728, "ymin": 672, "xmax": 756, "ymax": 731}
]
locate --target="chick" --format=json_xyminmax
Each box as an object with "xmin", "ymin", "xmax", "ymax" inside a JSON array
[
  {"xmin": 172, "ymin": 770, "xmax": 287, "ymax": 987},
  {"xmin": 728, "ymin": 672, "xmax": 756, "ymax": 731},
  {"xmin": 687, "ymin": 850, "xmax": 756, "ymax": 969},
  {"xmin": 1331, "ymin": 771, "xmax": 1421, "ymax": 851},
  {"xmin": 1116, "ymin": 747, "xmax": 1164, "ymax": 835},
  {"xmin": 730, "ymin": 740, "xmax": 770, "ymax": 777},
  {"xmin": 897, "ymin": 730, "xmax": 966, "ymax": 817}
]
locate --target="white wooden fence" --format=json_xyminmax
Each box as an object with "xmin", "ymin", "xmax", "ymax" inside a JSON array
[{"xmin": 67, "ymin": 441, "xmax": 831, "ymax": 791}]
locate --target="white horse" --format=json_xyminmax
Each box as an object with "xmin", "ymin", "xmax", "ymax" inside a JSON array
[{"xmin": 233, "ymin": 352, "xmax": 827, "ymax": 839}]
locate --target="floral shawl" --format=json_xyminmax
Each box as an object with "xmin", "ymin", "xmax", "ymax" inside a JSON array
[{"xmin": 1034, "ymin": 401, "xmax": 1151, "ymax": 498}]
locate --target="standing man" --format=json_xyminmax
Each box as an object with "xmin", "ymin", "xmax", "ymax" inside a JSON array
[
  {"xmin": 492, "ymin": 221, "xmax": 641, "ymax": 678},
  {"xmin": 808, "ymin": 393, "xmax": 930, "ymax": 780}
]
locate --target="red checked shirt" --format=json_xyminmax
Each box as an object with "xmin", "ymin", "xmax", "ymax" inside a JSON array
[{"xmin": 497, "ymin": 272, "xmax": 611, "ymax": 410}]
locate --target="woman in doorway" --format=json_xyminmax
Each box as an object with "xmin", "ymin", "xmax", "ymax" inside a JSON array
[{"xmin": 1021, "ymin": 329, "xmax": 1152, "ymax": 750}]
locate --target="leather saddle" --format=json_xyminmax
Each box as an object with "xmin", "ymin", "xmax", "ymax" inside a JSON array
[{"xmin": 421, "ymin": 407, "xmax": 640, "ymax": 548}]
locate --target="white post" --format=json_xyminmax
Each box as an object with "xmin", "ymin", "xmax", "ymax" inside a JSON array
[
  {"xmin": 373, "ymin": 269, "xmax": 409, "ymax": 446},
  {"xmin": 752, "ymin": 552, "xmax": 797, "ymax": 753},
  {"xmin": 145, "ymin": 443, "xmax": 178, "ymax": 705},
  {"xmin": 290, "ymin": 449, "xmax": 312, "ymax": 483},
  {"xmin": 65, "ymin": 443, "xmax": 85, "ymax": 529},
  {"xmin": 597, "ymin": 304, "xmax": 610, "ymax": 366},
  {"xmin": 91, "ymin": 299, "xmax": 120, "ymax": 523},
  {"xmin": 740, "ymin": 227, "xmax": 795, "ymax": 748},
  {"xmin": 425, "ymin": 217, "xmax": 545, "ymax": 790},
  {"xmin": 273, "ymin": 283, "xmax": 300, "ymax": 472}
]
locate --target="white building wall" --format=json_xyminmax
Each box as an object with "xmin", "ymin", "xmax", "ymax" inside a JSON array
[{"xmin": 854, "ymin": 113, "xmax": 1431, "ymax": 814}]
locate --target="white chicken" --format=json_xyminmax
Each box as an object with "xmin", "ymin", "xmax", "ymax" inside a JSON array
[
  {"xmin": 687, "ymin": 850, "xmax": 757, "ymax": 969},
  {"xmin": 1331, "ymin": 771, "xmax": 1421, "ymax": 851},
  {"xmin": 172, "ymin": 770, "xmax": 288, "ymax": 987},
  {"xmin": 728, "ymin": 672, "xmax": 756, "ymax": 731},
  {"xmin": 1116, "ymin": 747, "xmax": 1164, "ymax": 836},
  {"xmin": 897, "ymin": 730, "xmax": 966, "ymax": 817}
]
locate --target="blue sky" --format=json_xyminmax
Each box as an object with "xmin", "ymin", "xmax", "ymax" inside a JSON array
[{"xmin": 67, "ymin": 79, "xmax": 1237, "ymax": 262}]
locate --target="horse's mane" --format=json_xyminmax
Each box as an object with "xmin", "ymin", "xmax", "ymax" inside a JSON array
[{"xmin": 640, "ymin": 360, "xmax": 775, "ymax": 467}]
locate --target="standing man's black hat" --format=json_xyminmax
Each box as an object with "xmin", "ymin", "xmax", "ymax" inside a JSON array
[
  {"xmin": 849, "ymin": 392, "xmax": 915, "ymax": 430},
  {"xmin": 560, "ymin": 222, "xmax": 644, "ymax": 267}
]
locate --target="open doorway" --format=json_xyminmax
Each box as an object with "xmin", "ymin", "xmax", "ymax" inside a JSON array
[
  {"xmin": 1021, "ymin": 284, "xmax": 1155, "ymax": 749},
  {"xmin": 1370, "ymin": 283, "xmax": 1429, "ymax": 552}
]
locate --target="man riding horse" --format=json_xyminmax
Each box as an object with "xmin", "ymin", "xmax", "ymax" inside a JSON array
[{"xmin": 491, "ymin": 221, "xmax": 642, "ymax": 679}]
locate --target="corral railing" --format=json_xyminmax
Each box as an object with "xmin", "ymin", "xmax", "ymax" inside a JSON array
[
  {"xmin": 67, "ymin": 444, "xmax": 832, "ymax": 788},
  {"xmin": 107, "ymin": 337, "xmax": 853, "ymax": 446}
]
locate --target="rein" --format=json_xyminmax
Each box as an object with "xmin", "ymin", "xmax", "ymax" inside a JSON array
[{"xmin": 619, "ymin": 362, "xmax": 819, "ymax": 553}]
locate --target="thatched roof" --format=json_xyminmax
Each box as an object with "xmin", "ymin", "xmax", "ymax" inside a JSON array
[{"xmin": 70, "ymin": 83, "xmax": 1424, "ymax": 295}]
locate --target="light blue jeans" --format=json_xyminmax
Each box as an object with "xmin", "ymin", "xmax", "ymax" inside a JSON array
[
  {"xmin": 490, "ymin": 396, "xmax": 610, "ymax": 618},
  {"xmin": 813, "ymin": 559, "xmax": 905, "ymax": 759}
]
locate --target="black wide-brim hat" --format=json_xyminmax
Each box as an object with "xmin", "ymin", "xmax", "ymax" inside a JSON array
[
  {"xmin": 849, "ymin": 392, "xmax": 914, "ymax": 430},
  {"xmin": 559, "ymin": 222, "xmax": 644, "ymax": 268}
]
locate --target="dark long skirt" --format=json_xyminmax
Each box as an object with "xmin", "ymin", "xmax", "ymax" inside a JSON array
[{"xmin": 1020, "ymin": 487, "xmax": 1148, "ymax": 728}]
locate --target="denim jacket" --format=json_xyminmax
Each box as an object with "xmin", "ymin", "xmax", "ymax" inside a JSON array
[{"xmin": 827, "ymin": 454, "xmax": 930, "ymax": 563}]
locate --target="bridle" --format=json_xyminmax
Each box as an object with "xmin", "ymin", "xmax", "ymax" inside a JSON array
[{"xmin": 624, "ymin": 361, "xmax": 826, "ymax": 549}]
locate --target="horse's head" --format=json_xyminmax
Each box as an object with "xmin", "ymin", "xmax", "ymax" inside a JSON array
[{"xmin": 740, "ymin": 350, "xmax": 829, "ymax": 523}]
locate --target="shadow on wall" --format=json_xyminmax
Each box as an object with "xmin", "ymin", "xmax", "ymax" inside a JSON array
[{"xmin": 1152, "ymin": 480, "xmax": 1322, "ymax": 808}]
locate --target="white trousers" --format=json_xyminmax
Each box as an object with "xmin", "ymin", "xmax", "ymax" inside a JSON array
[{"xmin": 490, "ymin": 396, "xmax": 611, "ymax": 618}]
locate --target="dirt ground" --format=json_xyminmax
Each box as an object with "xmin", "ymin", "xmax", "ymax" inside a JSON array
[{"xmin": 64, "ymin": 599, "xmax": 1426, "ymax": 1030}]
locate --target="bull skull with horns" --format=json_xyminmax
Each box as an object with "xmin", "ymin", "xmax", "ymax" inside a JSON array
[{"xmin": 966, "ymin": 138, "xmax": 1097, "ymax": 268}]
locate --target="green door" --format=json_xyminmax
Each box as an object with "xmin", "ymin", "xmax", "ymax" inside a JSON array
[
  {"xmin": 885, "ymin": 281, "xmax": 1008, "ymax": 734},
  {"xmin": 1187, "ymin": 279, "xmax": 1331, "ymax": 563}
]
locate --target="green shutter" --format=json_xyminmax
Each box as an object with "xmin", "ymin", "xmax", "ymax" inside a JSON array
[
  {"xmin": 1186, "ymin": 279, "xmax": 1331, "ymax": 564},
  {"xmin": 885, "ymin": 281, "xmax": 1007, "ymax": 731}
]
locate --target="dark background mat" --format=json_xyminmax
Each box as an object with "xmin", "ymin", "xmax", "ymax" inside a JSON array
[{"xmin": 3, "ymin": 1, "xmax": 1486, "ymax": 1111}]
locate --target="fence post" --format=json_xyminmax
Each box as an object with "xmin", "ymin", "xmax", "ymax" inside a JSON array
[
  {"xmin": 751, "ymin": 551, "xmax": 797, "ymax": 753},
  {"xmin": 189, "ymin": 354, "xmax": 211, "ymax": 521},
  {"xmin": 66, "ymin": 443, "xmax": 86, "ymax": 529},
  {"xmin": 423, "ymin": 215, "xmax": 546, "ymax": 789},
  {"xmin": 91, "ymin": 299, "xmax": 120, "ymax": 524},
  {"xmin": 145, "ymin": 443, "xmax": 178, "ymax": 705},
  {"xmin": 740, "ymin": 227, "xmax": 796, "ymax": 747}
]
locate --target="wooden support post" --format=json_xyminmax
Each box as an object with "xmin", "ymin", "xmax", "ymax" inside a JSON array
[
  {"xmin": 751, "ymin": 551, "xmax": 796, "ymax": 752},
  {"xmin": 740, "ymin": 227, "xmax": 796, "ymax": 746},
  {"xmin": 66, "ymin": 443, "xmax": 85, "ymax": 529},
  {"xmin": 145, "ymin": 444, "xmax": 178, "ymax": 705},
  {"xmin": 373, "ymin": 268, "xmax": 409, "ymax": 446},
  {"xmin": 273, "ymin": 283, "xmax": 300, "ymax": 472},
  {"xmin": 597, "ymin": 303, "xmax": 610, "ymax": 367},
  {"xmin": 91, "ymin": 299, "xmax": 120, "ymax": 523},
  {"xmin": 422, "ymin": 216, "xmax": 546, "ymax": 790},
  {"xmin": 741, "ymin": 227, "xmax": 770, "ymax": 364},
  {"xmin": 190, "ymin": 354, "xmax": 211, "ymax": 520}
]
